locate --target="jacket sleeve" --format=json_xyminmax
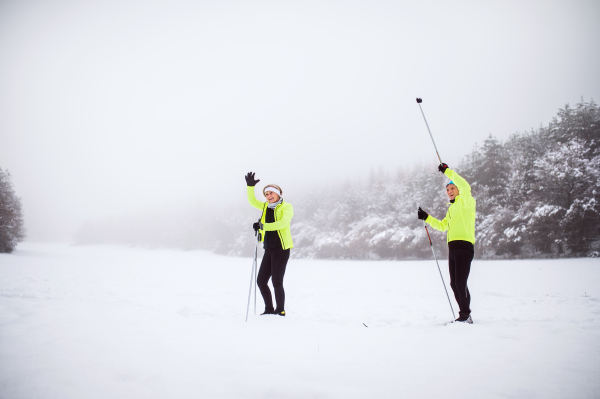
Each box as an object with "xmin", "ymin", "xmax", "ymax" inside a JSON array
[
  {"xmin": 426, "ymin": 214, "xmax": 449, "ymax": 232},
  {"xmin": 444, "ymin": 168, "xmax": 472, "ymax": 199},
  {"xmin": 263, "ymin": 204, "xmax": 294, "ymax": 231},
  {"xmin": 247, "ymin": 186, "xmax": 265, "ymax": 211}
]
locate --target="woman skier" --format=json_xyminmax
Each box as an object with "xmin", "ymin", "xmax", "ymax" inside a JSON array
[
  {"xmin": 245, "ymin": 172, "xmax": 294, "ymax": 317},
  {"xmin": 418, "ymin": 163, "xmax": 476, "ymax": 324}
]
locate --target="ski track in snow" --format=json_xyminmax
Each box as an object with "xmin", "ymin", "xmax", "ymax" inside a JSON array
[{"xmin": 0, "ymin": 243, "xmax": 599, "ymax": 399}]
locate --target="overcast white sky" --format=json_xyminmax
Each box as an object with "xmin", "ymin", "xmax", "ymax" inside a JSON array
[{"xmin": 1, "ymin": 0, "xmax": 599, "ymax": 241}]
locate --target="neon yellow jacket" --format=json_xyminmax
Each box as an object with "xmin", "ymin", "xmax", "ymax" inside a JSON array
[
  {"xmin": 247, "ymin": 186, "xmax": 294, "ymax": 250},
  {"xmin": 425, "ymin": 168, "xmax": 476, "ymax": 245}
]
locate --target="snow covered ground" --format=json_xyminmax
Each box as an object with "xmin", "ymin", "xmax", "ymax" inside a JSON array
[{"xmin": 1, "ymin": 243, "xmax": 599, "ymax": 399}]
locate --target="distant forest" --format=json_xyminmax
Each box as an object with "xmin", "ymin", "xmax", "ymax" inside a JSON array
[{"xmin": 75, "ymin": 99, "xmax": 600, "ymax": 259}]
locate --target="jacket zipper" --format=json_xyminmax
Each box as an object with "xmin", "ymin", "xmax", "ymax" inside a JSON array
[
  {"xmin": 275, "ymin": 202, "xmax": 286, "ymax": 249},
  {"xmin": 261, "ymin": 203, "xmax": 267, "ymax": 242}
]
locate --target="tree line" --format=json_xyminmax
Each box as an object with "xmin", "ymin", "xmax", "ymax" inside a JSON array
[{"xmin": 75, "ymin": 99, "xmax": 600, "ymax": 259}]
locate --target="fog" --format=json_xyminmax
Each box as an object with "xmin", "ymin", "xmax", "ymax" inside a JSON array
[{"xmin": 1, "ymin": 0, "xmax": 599, "ymax": 241}]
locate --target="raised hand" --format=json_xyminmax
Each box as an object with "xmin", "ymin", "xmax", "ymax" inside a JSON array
[
  {"xmin": 245, "ymin": 172, "xmax": 260, "ymax": 186},
  {"xmin": 438, "ymin": 163, "xmax": 449, "ymax": 173},
  {"xmin": 417, "ymin": 207, "xmax": 429, "ymax": 221}
]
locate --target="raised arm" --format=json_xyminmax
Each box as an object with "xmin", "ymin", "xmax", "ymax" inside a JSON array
[
  {"xmin": 444, "ymin": 168, "xmax": 471, "ymax": 198},
  {"xmin": 245, "ymin": 172, "xmax": 264, "ymax": 210},
  {"xmin": 247, "ymin": 186, "xmax": 265, "ymax": 210}
]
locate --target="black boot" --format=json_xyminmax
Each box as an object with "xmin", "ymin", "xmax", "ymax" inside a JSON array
[
  {"xmin": 274, "ymin": 309, "xmax": 285, "ymax": 317},
  {"xmin": 455, "ymin": 315, "xmax": 473, "ymax": 324},
  {"xmin": 261, "ymin": 308, "xmax": 275, "ymax": 315}
]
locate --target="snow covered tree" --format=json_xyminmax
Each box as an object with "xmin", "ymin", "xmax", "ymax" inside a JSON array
[
  {"xmin": 533, "ymin": 139, "xmax": 600, "ymax": 254},
  {"xmin": 549, "ymin": 99, "xmax": 600, "ymax": 153},
  {"xmin": 0, "ymin": 168, "xmax": 25, "ymax": 253},
  {"xmin": 460, "ymin": 135, "xmax": 511, "ymax": 203},
  {"xmin": 463, "ymin": 99, "xmax": 600, "ymax": 257}
]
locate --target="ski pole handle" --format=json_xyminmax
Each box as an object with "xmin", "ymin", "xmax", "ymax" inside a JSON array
[{"xmin": 423, "ymin": 221, "xmax": 433, "ymax": 245}]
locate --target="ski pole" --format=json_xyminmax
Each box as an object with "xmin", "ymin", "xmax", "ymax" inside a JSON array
[
  {"xmin": 416, "ymin": 98, "xmax": 443, "ymax": 164},
  {"xmin": 245, "ymin": 231, "xmax": 260, "ymax": 322},
  {"xmin": 423, "ymin": 220, "xmax": 456, "ymax": 320},
  {"xmin": 254, "ymin": 231, "xmax": 258, "ymax": 315}
]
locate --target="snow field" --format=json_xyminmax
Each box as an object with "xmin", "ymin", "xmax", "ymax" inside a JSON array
[{"xmin": 1, "ymin": 243, "xmax": 599, "ymax": 399}]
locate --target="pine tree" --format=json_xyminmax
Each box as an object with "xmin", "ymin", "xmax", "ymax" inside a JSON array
[{"xmin": 0, "ymin": 168, "xmax": 26, "ymax": 253}]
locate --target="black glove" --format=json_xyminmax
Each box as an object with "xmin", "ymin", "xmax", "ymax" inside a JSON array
[
  {"xmin": 245, "ymin": 172, "xmax": 260, "ymax": 186},
  {"xmin": 417, "ymin": 207, "xmax": 429, "ymax": 221},
  {"xmin": 252, "ymin": 220, "xmax": 263, "ymax": 232},
  {"xmin": 416, "ymin": 98, "xmax": 422, "ymax": 103},
  {"xmin": 438, "ymin": 163, "xmax": 449, "ymax": 173}
]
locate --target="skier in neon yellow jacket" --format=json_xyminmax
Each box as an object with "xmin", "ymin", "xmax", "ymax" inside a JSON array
[
  {"xmin": 418, "ymin": 164, "xmax": 476, "ymax": 324},
  {"xmin": 245, "ymin": 171, "xmax": 293, "ymax": 317}
]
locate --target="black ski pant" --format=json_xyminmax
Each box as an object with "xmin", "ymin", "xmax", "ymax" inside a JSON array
[
  {"xmin": 257, "ymin": 248, "xmax": 290, "ymax": 312},
  {"xmin": 448, "ymin": 241, "xmax": 474, "ymax": 318}
]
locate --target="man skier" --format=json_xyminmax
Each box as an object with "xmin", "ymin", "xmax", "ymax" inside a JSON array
[{"xmin": 418, "ymin": 163, "xmax": 476, "ymax": 324}]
